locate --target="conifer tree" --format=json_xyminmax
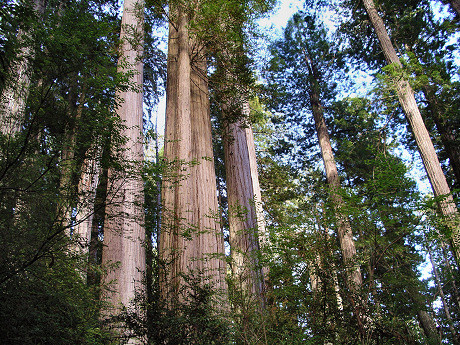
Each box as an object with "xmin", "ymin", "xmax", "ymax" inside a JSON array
[
  {"xmin": 159, "ymin": 1, "xmax": 227, "ymax": 306},
  {"xmin": 101, "ymin": 0, "xmax": 146, "ymax": 341},
  {"xmin": 0, "ymin": 0, "xmax": 44, "ymax": 135},
  {"xmin": 267, "ymin": 12, "xmax": 364, "ymax": 326},
  {"xmin": 362, "ymin": 0, "xmax": 460, "ymax": 262},
  {"xmin": 223, "ymin": 102, "xmax": 266, "ymax": 308}
]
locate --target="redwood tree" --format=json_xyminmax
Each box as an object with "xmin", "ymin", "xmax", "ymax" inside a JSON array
[
  {"xmin": 101, "ymin": 0, "xmax": 146, "ymax": 341},
  {"xmin": 0, "ymin": 0, "xmax": 44, "ymax": 135},
  {"xmin": 159, "ymin": 2, "xmax": 227, "ymax": 306},
  {"xmin": 223, "ymin": 103, "xmax": 266, "ymax": 308}
]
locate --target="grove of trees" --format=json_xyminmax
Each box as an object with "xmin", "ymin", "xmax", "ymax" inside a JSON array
[{"xmin": 0, "ymin": 0, "xmax": 459, "ymax": 344}]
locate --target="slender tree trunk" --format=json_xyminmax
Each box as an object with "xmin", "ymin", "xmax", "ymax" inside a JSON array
[
  {"xmin": 308, "ymin": 254, "xmax": 322, "ymax": 294},
  {"xmin": 0, "ymin": 0, "xmax": 45, "ymax": 135},
  {"xmin": 101, "ymin": 1, "xmax": 146, "ymax": 342},
  {"xmin": 160, "ymin": 5, "xmax": 226, "ymax": 306},
  {"xmin": 303, "ymin": 51, "xmax": 362, "ymax": 294},
  {"xmin": 223, "ymin": 102, "xmax": 266, "ymax": 308},
  {"xmin": 441, "ymin": 243, "xmax": 460, "ymax": 310},
  {"xmin": 427, "ymin": 243, "xmax": 459, "ymax": 344},
  {"xmin": 58, "ymin": 85, "xmax": 87, "ymax": 236},
  {"xmin": 73, "ymin": 148, "xmax": 101, "ymax": 260},
  {"xmin": 302, "ymin": 48, "xmax": 366, "ymax": 336},
  {"xmin": 363, "ymin": 0, "xmax": 460, "ymax": 262},
  {"xmin": 154, "ymin": 113, "xmax": 162, "ymax": 247},
  {"xmin": 314, "ymin": 208, "xmax": 344, "ymax": 312},
  {"xmin": 404, "ymin": 44, "xmax": 460, "ymax": 187},
  {"xmin": 362, "ymin": 0, "xmax": 460, "ymax": 262},
  {"xmin": 87, "ymin": 166, "xmax": 108, "ymax": 287},
  {"xmin": 421, "ymin": 85, "xmax": 460, "ymax": 186}
]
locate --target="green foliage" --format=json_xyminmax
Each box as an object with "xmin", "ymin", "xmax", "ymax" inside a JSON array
[
  {"xmin": 127, "ymin": 266, "xmax": 233, "ymax": 345},
  {"xmin": 2, "ymin": 0, "xmax": 459, "ymax": 344},
  {"xmin": 0, "ymin": 253, "xmax": 112, "ymax": 345},
  {"xmin": 0, "ymin": 0, "xmax": 164, "ymax": 343}
]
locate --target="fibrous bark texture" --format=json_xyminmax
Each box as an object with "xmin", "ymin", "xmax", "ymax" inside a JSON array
[
  {"xmin": 73, "ymin": 149, "xmax": 101, "ymax": 259},
  {"xmin": 224, "ymin": 103, "xmax": 266, "ymax": 307},
  {"xmin": 101, "ymin": 0, "xmax": 146, "ymax": 342},
  {"xmin": 160, "ymin": 6, "xmax": 227, "ymax": 306},
  {"xmin": 363, "ymin": 0, "xmax": 460, "ymax": 261},
  {"xmin": 0, "ymin": 0, "xmax": 45, "ymax": 135},
  {"xmin": 422, "ymin": 85, "xmax": 460, "ymax": 186}
]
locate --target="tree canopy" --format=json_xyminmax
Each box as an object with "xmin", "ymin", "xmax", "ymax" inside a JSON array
[{"xmin": 0, "ymin": 0, "xmax": 459, "ymax": 344}]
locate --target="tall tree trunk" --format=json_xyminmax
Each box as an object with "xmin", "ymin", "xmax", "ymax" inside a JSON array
[
  {"xmin": 160, "ymin": 9, "xmax": 193, "ymax": 303},
  {"xmin": 59, "ymin": 85, "xmax": 87, "ymax": 242},
  {"xmin": 190, "ymin": 54, "xmax": 227, "ymax": 294},
  {"xmin": 101, "ymin": 0, "xmax": 146, "ymax": 342},
  {"xmin": 0, "ymin": 0, "xmax": 45, "ymax": 135},
  {"xmin": 73, "ymin": 148, "xmax": 101, "ymax": 261},
  {"xmin": 427, "ymin": 243, "xmax": 459, "ymax": 344},
  {"xmin": 223, "ymin": 102, "xmax": 266, "ymax": 308},
  {"xmin": 160, "ymin": 5, "xmax": 227, "ymax": 306},
  {"xmin": 87, "ymin": 166, "xmax": 108, "ymax": 287},
  {"xmin": 313, "ymin": 208, "xmax": 344, "ymax": 312},
  {"xmin": 422, "ymin": 85, "xmax": 460, "ymax": 187},
  {"xmin": 441, "ymin": 243, "xmax": 460, "ymax": 310},
  {"xmin": 362, "ymin": 0, "xmax": 460, "ymax": 262},
  {"xmin": 404, "ymin": 44, "xmax": 460, "ymax": 188},
  {"xmin": 302, "ymin": 48, "xmax": 366, "ymax": 335},
  {"xmin": 303, "ymin": 51, "xmax": 363, "ymax": 294},
  {"xmin": 154, "ymin": 113, "xmax": 162, "ymax": 246}
]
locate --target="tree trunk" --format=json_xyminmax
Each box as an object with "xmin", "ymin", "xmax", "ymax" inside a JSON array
[
  {"xmin": 314, "ymin": 208, "xmax": 344, "ymax": 312},
  {"xmin": 416, "ymin": 310, "xmax": 441, "ymax": 344},
  {"xmin": 312, "ymin": 97, "xmax": 362, "ymax": 291},
  {"xmin": 87, "ymin": 166, "xmax": 108, "ymax": 287},
  {"xmin": 160, "ymin": 5, "xmax": 227, "ymax": 306},
  {"xmin": 450, "ymin": 0, "xmax": 460, "ymax": 17},
  {"xmin": 404, "ymin": 44, "xmax": 460, "ymax": 188},
  {"xmin": 190, "ymin": 54, "xmax": 227, "ymax": 294},
  {"xmin": 302, "ymin": 47, "xmax": 366, "ymax": 335},
  {"xmin": 73, "ymin": 148, "xmax": 101, "ymax": 263},
  {"xmin": 422, "ymin": 85, "xmax": 460, "ymax": 187},
  {"xmin": 0, "ymin": 0, "xmax": 45, "ymax": 135},
  {"xmin": 427, "ymin": 243, "xmax": 459, "ymax": 344},
  {"xmin": 308, "ymin": 254, "xmax": 322, "ymax": 294},
  {"xmin": 362, "ymin": 0, "xmax": 460, "ymax": 262},
  {"xmin": 303, "ymin": 52, "xmax": 363, "ymax": 293},
  {"xmin": 223, "ymin": 102, "xmax": 266, "ymax": 308},
  {"xmin": 441, "ymin": 243, "xmax": 460, "ymax": 310},
  {"xmin": 58, "ymin": 85, "xmax": 89, "ymax": 246},
  {"xmin": 101, "ymin": 0, "xmax": 146, "ymax": 342}
]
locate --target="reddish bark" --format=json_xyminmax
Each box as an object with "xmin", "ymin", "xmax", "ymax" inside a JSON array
[
  {"xmin": 224, "ymin": 103, "xmax": 266, "ymax": 307},
  {"xmin": 101, "ymin": 1, "xmax": 146, "ymax": 342},
  {"xmin": 160, "ymin": 5, "xmax": 227, "ymax": 306}
]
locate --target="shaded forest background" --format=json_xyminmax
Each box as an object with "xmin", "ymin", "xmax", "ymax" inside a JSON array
[{"xmin": 0, "ymin": 0, "xmax": 459, "ymax": 344}]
